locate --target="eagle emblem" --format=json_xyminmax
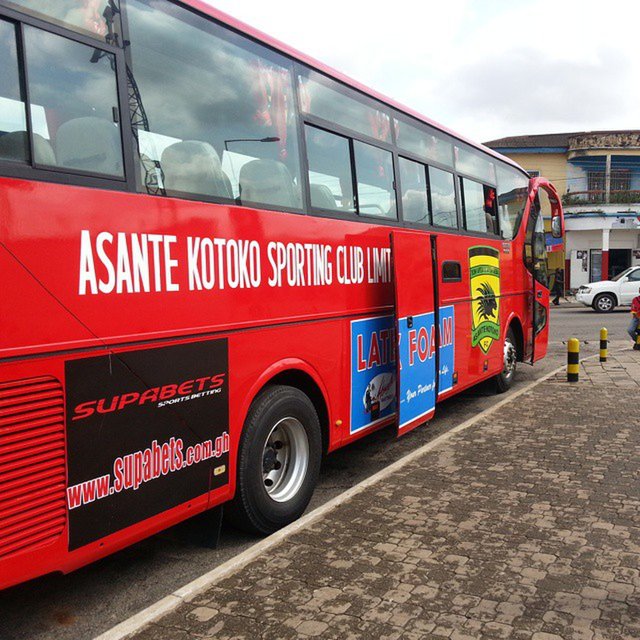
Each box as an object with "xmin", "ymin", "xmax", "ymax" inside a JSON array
[{"xmin": 469, "ymin": 247, "xmax": 501, "ymax": 353}]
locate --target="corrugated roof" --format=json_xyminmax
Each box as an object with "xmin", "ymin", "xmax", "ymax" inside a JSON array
[{"xmin": 485, "ymin": 130, "xmax": 640, "ymax": 149}]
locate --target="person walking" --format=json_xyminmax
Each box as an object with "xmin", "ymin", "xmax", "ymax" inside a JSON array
[
  {"xmin": 628, "ymin": 286, "xmax": 640, "ymax": 350},
  {"xmin": 551, "ymin": 268, "xmax": 564, "ymax": 306}
]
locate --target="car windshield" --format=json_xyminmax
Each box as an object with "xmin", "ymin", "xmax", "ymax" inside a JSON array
[{"xmin": 611, "ymin": 268, "xmax": 632, "ymax": 282}]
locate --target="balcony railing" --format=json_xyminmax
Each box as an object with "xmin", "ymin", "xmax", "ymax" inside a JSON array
[{"xmin": 562, "ymin": 190, "xmax": 640, "ymax": 206}]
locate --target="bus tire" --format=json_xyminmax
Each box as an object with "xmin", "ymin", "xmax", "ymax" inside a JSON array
[
  {"xmin": 592, "ymin": 293, "xmax": 616, "ymax": 313},
  {"xmin": 495, "ymin": 328, "xmax": 517, "ymax": 393},
  {"xmin": 227, "ymin": 384, "xmax": 322, "ymax": 535}
]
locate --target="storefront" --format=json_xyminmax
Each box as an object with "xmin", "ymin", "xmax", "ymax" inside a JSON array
[{"xmin": 565, "ymin": 214, "xmax": 640, "ymax": 290}]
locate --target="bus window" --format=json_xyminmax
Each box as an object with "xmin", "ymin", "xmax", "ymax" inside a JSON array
[
  {"xmin": 461, "ymin": 178, "xmax": 487, "ymax": 233},
  {"xmin": 353, "ymin": 140, "xmax": 397, "ymax": 219},
  {"xmin": 5, "ymin": 1, "xmax": 120, "ymax": 42},
  {"xmin": 429, "ymin": 166, "xmax": 457, "ymax": 228},
  {"xmin": 0, "ymin": 19, "xmax": 27, "ymax": 163},
  {"xmin": 455, "ymin": 145, "xmax": 496, "ymax": 185},
  {"xmin": 398, "ymin": 157, "xmax": 430, "ymax": 224},
  {"xmin": 496, "ymin": 165, "xmax": 529, "ymax": 240},
  {"xmin": 394, "ymin": 117, "xmax": 454, "ymax": 169},
  {"xmin": 305, "ymin": 125, "xmax": 355, "ymax": 213},
  {"xmin": 23, "ymin": 26, "xmax": 123, "ymax": 177},
  {"xmin": 299, "ymin": 74, "xmax": 391, "ymax": 144},
  {"xmin": 127, "ymin": 0, "xmax": 302, "ymax": 209},
  {"xmin": 483, "ymin": 186, "xmax": 499, "ymax": 235},
  {"xmin": 524, "ymin": 200, "xmax": 548, "ymax": 287}
]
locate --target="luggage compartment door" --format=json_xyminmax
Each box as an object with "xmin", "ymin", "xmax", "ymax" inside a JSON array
[{"xmin": 392, "ymin": 230, "xmax": 437, "ymax": 436}]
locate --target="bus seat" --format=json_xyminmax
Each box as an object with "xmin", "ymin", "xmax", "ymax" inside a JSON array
[
  {"xmin": 402, "ymin": 189, "xmax": 429, "ymax": 223},
  {"xmin": 221, "ymin": 170, "xmax": 233, "ymax": 199},
  {"xmin": 485, "ymin": 211, "xmax": 495, "ymax": 234},
  {"xmin": 161, "ymin": 140, "xmax": 232, "ymax": 199},
  {"xmin": 56, "ymin": 117, "xmax": 123, "ymax": 176},
  {"xmin": 238, "ymin": 159, "xmax": 299, "ymax": 209},
  {"xmin": 310, "ymin": 183, "xmax": 337, "ymax": 210},
  {"xmin": 138, "ymin": 153, "xmax": 163, "ymax": 192},
  {"xmin": 0, "ymin": 131, "xmax": 56, "ymax": 165}
]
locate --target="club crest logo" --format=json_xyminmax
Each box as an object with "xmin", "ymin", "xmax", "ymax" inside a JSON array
[{"xmin": 469, "ymin": 246, "xmax": 500, "ymax": 353}]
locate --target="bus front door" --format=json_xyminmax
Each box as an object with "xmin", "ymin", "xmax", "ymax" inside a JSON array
[
  {"xmin": 526, "ymin": 179, "xmax": 563, "ymax": 362},
  {"xmin": 391, "ymin": 230, "xmax": 438, "ymax": 436}
]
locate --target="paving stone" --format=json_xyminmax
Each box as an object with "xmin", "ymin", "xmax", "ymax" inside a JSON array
[{"xmin": 128, "ymin": 353, "xmax": 640, "ymax": 640}]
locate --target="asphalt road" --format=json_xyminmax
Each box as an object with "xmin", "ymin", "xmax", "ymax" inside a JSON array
[{"xmin": 0, "ymin": 302, "xmax": 634, "ymax": 640}]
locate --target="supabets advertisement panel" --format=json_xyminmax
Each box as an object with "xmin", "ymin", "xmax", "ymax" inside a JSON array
[{"xmin": 65, "ymin": 340, "xmax": 229, "ymax": 550}]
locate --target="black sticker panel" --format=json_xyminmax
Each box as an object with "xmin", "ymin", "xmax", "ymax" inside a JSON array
[{"xmin": 65, "ymin": 339, "xmax": 229, "ymax": 550}]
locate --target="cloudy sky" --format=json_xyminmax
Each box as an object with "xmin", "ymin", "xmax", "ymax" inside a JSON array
[{"xmin": 207, "ymin": 0, "xmax": 640, "ymax": 144}]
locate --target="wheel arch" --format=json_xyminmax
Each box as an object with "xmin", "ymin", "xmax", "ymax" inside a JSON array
[
  {"xmin": 505, "ymin": 313, "xmax": 525, "ymax": 362},
  {"xmin": 239, "ymin": 359, "xmax": 331, "ymax": 457},
  {"xmin": 594, "ymin": 291, "xmax": 618, "ymax": 306}
]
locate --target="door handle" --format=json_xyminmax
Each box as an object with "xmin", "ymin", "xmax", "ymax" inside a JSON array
[
  {"xmin": 407, "ymin": 316, "xmax": 413, "ymax": 328},
  {"xmin": 537, "ymin": 291, "xmax": 542, "ymax": 298}
]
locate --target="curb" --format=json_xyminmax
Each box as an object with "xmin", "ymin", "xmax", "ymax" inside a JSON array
[{"xmin": 94, "ymin": 357, "xmax": 596, "ymax": 640}]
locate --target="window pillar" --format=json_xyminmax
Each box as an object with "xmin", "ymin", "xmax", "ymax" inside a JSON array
[{"xmin": 604, "ymin": 154, "xmax": 612, "ymax": 204}]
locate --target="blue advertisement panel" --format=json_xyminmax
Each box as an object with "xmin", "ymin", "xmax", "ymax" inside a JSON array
[
  {"xmin": 438, "ymin": 305, "xmax": 455, "ymax": 395},
  {"xmin": 350, "ymin": 308, "xmax": 455, "ymax": 435},
  {"xmin": 398, "ymin": 312, "xmax": 437, "ymax": 431},
  {"xmin": 398, "ymin": 306, "xmax": 456, "ymax": 432},
  {"xmin": 350, "ymin": 316, "xmax": 396, "ymax": 434}
]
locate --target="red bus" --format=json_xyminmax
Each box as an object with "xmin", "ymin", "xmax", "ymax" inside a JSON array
[{"xmin": 0, "ymin": 0, "xmax": 564, "ymax": 590}]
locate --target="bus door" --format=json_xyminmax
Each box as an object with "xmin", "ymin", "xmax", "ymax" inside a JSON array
[
  {"xmin": 391, "ymin": 230, "xmax": 438, "ymax": 436},
  {"xmin": 525, "ymin": 179, "xmax": 564, "ymax": 362}
]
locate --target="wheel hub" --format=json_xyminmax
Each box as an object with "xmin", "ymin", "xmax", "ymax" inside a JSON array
[
  {"xmin": 261, "ymin": 417, "xmax": 310, "ymax": 503},
  {"xmin": 262, "ymin": 447, "xmax": 278, "ymax": 474},
  {"xmin": 503, "ymin": 340, "xmax": 516, "ymax": 378}
]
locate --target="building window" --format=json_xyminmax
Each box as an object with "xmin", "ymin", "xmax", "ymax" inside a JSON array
[
  {"xmin": 611, "ymin": 169, "xmax": 630, "ymax": 193},
  {"xmin": 587, "ymin": 171, "xmax": 605, "ymax": 201}
]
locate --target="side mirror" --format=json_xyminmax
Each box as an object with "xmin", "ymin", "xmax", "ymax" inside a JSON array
[{"xmin": 551, "ymin": 215, "xmax": 562, "ymax": 238}]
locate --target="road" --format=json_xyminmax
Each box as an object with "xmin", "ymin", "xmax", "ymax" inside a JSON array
[{"xmin": 0, "ymin": 303, "xmax": 634, "ymax": 640}]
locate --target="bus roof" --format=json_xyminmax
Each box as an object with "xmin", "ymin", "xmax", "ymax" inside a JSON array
[{"xmin": 179, "ymin": 0, "xmax": 525, "ymax": 176}]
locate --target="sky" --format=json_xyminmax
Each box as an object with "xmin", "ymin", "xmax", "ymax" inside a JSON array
[{"xmin": 206, "ymin": 0, "xmax": 640, "ymax": 144}]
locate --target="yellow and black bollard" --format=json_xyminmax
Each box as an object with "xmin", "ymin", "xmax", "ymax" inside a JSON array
[
  {"xmin": 599, "ymin": 328, "xmax": 608, "ymax": 363},
  {"xmin": 567, "ymin": 338, "xmax": 580, "ymax": 382}
]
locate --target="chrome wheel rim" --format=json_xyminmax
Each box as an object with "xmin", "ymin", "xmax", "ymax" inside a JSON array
[
  {"xmin": 503, "ymin": 339, "xmax": 517, "ymax": 380},
  {"xmin": 262, "ymin": 417, "xmax": 309, "ymax": 503},
  {"xmin": 597, "ymin": 296, "xmax": 613, "ymax": 311}
]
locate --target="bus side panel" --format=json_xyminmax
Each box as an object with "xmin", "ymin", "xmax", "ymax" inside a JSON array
[
  {"xmin": 435, "ymin": 234, "xmax": 508, "ymax": 392},
  {"xmin": 0, "ymin": 314, "xmax": 353, "ymax": 590},
  {"xmin": 0, "ymin": 178, "xmax": 395, "ymax": 359}
]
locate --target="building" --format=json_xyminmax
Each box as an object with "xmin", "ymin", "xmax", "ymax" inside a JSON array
[{"xmin": 485, "ymin": 131, "xmax": 640, "ymax": 290}]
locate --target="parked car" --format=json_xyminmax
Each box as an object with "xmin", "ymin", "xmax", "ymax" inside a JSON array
[{"xmin": 576, "ymin": 266, "xmax": 640, "ymax": 312}]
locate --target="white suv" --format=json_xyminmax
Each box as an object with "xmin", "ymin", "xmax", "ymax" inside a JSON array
[{"xmin": 576, "ymin": 266, "xmax": 640, "ymax": 312}]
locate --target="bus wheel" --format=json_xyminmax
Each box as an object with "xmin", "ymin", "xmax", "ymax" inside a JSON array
[
  {"xmin": 227, "ymin": 385, "xmax": 322, "ymax": 535},
  {"xmin": 495, "ymin": 328, "xmax": 517, "ymax": 393}
]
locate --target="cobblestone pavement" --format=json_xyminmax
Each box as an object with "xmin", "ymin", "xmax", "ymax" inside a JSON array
[{"xmin": 133, "ymin": 352, "xmax": 640, "ymax": 640}]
